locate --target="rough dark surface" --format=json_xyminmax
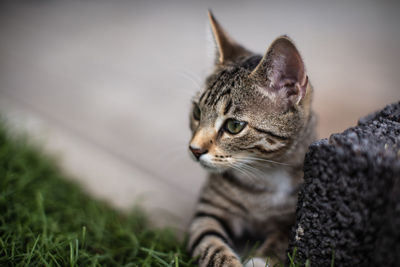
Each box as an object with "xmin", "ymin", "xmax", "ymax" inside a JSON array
[{"xmin": 287, "ymin": 101, "xmax": 400, "ymax": 266}]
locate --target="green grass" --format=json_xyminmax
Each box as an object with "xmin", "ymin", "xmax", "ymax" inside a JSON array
[
  {"xmin": 0, "ymin": 121, "xmax": 195, "ymax": 267},
  {"xmin": 0, "ymin": 120, "xmax": 313, "ymax": 267}
]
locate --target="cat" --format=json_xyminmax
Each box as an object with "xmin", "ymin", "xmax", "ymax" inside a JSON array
[{"xmin": 186, "ymin": 11, "xmax": 316, "ymax": 267}]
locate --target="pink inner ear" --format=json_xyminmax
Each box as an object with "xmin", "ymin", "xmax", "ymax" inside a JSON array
[
  {"xmin": 275, "ymin": 78, "xmax": 298, "ymax": 96},
  {"xmin": 267, "ymin": 38, "xmax": 307, "ymax": 102},
  {"xmin": 250, "ymin": 36, "xmax": 308, "ymax": 106},
  {"xmin": 272, "ymin": 50, "xmax": 304, "ymax": 84}
]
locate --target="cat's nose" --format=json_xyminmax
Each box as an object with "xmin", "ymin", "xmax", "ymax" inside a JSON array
[{"xmin": 189, "ymin": 145, "xmax": 208, "ymax": 160}]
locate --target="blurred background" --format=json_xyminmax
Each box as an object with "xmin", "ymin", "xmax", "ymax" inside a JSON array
[{"xmin": 1, "ymin": 0, "xmax": 399, "ymax": 230}]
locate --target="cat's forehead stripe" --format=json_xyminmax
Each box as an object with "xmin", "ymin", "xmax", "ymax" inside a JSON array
[
  {"xmin": 199, "ymin": 90, "xmax": 209, "ymax": 104},
  {"xmin": 205, "ymin": 81, "xmax": 233, "ymax": 109},
  {"xmin": 211, "ymin": 88, "xmax": 231, "ymax": 107},
  {"xmin": 204, "ymin": 71, "xmax": 229, "ymax": 106},
  {"xmin": 223, "ymin": 99, "xmax": 233, "ymax": 115}
]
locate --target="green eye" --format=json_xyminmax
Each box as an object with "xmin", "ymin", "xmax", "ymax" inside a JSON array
[
  {"xmin": 224, "ymin": 119, "xmax": 247, "ymax": 134},
  {"xmin": 193, "ymin": 104, "xmax": 201, "ymax": 121}
]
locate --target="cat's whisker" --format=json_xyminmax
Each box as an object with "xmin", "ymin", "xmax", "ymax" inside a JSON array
[
  {"xmin": 228, "ymin": 160, "xmax": 262, "ymax": 181},
  {"xmin": 238, "ymin": 162, "xmax": 266, "ymax": 179},
  {"xmin": 178, "ymin": 69, "xmax": 202, "ymax": 88},
  {"xmin": 231, "ymin": 164, "xmax": 251, "ymax": 177},
  {"xmin": 231, "ymin": 157, "xmax": 277, "ymax": 181},
  {"xmin": 176, "ymin": 70, "xmax": 202, "ymax": 92},
  {"xmin": 228, "ymin": 162, "xmax": 253, "ymax": 180},
  {"xmin": 240, "ymin": 162, "xmax": 265, "ymax": 174},
  {"xmin": 238, "ymin": 155, "xmax": 292, "ymax": 167}
]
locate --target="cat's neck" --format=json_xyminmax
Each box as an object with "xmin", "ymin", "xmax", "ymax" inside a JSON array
[{"xmin": 225, "ymin": 164, "xmax": 301, "ymax": 193}]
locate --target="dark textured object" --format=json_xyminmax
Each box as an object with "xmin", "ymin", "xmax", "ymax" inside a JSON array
[{"xmin": 287, "ymin": 101, "xmax": 400, "ymax": 266}]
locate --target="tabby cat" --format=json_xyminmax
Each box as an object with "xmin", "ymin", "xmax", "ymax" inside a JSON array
[{"xmin": 187, "ymin": 11, "xmax": 316, "ymax": 267}]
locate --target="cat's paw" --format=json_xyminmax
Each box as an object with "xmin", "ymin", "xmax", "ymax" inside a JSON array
[
  {"xmin": 225, "ymin": 257, "xmax": 243, "ymax": 267},
  {"xmin": 199, "ymin": 254, "xmax": 242, "ymax": 267},
  {"xmin": 244, "ymin": 257, "xmax": 268, "ymax": 267}
]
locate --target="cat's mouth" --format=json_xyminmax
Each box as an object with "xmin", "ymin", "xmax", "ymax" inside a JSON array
[
  {"xmin": 188, "ymin": 149, "xmax": 230, "ymax": 173},
  {"xmin": 199, "ymin": 161, "xmax": 226, "ymax": 173},
  {"xmin": 197, "ymin": 154, "xmax": 228, "ymax": 173}
]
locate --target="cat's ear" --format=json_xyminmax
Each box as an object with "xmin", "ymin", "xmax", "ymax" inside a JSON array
[
  {"xmin": 208, "ymin": 10, "xmax": 250, "ymax": 65},
  {"xmin": 250, "ymin": 36, "xmax": 308, "ymax": 107}
]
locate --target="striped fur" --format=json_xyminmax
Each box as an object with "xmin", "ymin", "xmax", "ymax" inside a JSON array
[{"xmin": 187, "ymin": 12, "xmax": 316, "ymax": 266}]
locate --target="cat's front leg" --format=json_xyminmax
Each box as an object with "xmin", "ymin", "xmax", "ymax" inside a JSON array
[
  {"xmin": 255, "ymin": 231, "xmax": 289, "ymax": 265},
  {"xmin": 187, "ymin": 213, "xmax": 242, "ymax": 267}
]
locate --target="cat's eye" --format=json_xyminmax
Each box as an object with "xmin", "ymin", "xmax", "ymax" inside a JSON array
[
  {"xmin": 193, "ymin": 104, "xmax": 201, "ymax": 121},
  {"xmin": 224, "ymin": 119, "xmax": 247, "ymax": 134}
]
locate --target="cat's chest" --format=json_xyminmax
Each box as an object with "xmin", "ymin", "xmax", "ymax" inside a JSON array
[{"xmin": 245, "ymin": 169, "xmax": 298, "ymax": 218}]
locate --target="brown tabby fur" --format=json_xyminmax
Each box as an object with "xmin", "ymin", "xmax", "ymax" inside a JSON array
[{"xmin": 187, "ymin": 11, "xmax": 316, "ymax": 267}]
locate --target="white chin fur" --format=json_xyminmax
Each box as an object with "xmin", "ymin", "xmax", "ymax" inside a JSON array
[{"xmin": 199, "ymin": 154, "xmax": 226, "ymax": 173}]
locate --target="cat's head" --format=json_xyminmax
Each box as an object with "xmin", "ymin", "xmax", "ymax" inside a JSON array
[{"xmin": 189, "ymin": 11, "xmax": 313, "ymax": 173}]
